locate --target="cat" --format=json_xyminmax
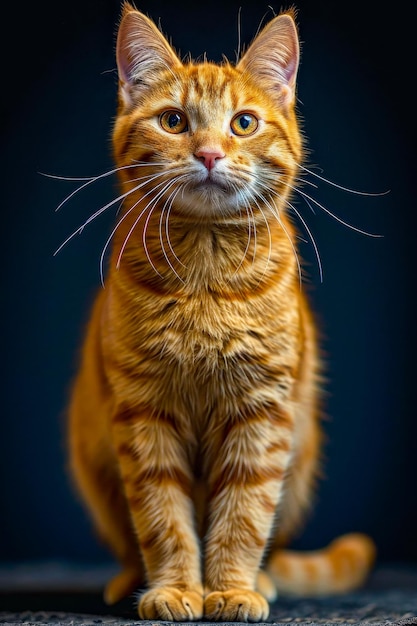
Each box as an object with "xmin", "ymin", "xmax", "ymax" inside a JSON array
[{"xmin": 67, "ymin": 2, "xmax": 376, "ymax": 621}]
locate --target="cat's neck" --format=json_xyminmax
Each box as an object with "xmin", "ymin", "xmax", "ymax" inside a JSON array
[{"xmin": 108, "ymin": 202, "xmax": 299, "ymax": 296}]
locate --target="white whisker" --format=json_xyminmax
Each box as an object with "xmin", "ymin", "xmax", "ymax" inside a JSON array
[
  {"xmin": 251, "ymin": 193, "xmax": 274, "ymax": 284},
  {"xmin": 300, "ymin": 194, "xmax": 316, "ymax": 215},
  {"xmin": 41, "ymin": 162, "xmax": 166, "ymax": 182},
  {"xmin": 51, "ymin": 162, "xmax": 164, "ymax": 212},
  {"xmin": 54, "ymin": 169, "xmax": 171, "ymax": 257},
  {"xmin": 254, "ymin": 177, "xmax": 315, "ymax": 285},
  {"xmin": 41, "ymin": 173, "xmax": 97, "ymax": 181},
  {"xmin": 141, "ymin": 178, "xmax": 187, "ymax": 279},
  {"xmin": 99, "ymin": 197, "xmax": 143, "ymax": 287},
  {"xmin": 255, "ymin": 187, "xmax": 303, "ymax": 289},
  {"xmin": 116, "ymin": 177, "xmax": 183, "ymax": 273},
  {"xmin": 241, "ymin": 186, "xmax": 257, "ymax": 266},
  {"xmin": 293, "ymin": 186, "xmax": 383, "ymax": 238},
  {"xmin": 121, "ymin": 165, "xmax": 184, "ymax": 186},
  {"xmin": 298, "ymin": 163, "xmax": 390, "ymax": 197},
  {"xmin": 164, "ymin": 183, "xmax": 188, "ymax": 270},
  {"xmin": 158, "ymin": 179, "xmax": 188, "ymax": 283},
  {"xmin": 228, "ymin": 184, "xmax": 255, "ymax": 280},
  {"xmin": 101, "ymin": 183, "xmax": 167, "ymax": 285},
  {"xmin": 294, "ymin": 176, "xmax": 318, "ymax": 189},
  {"xmin": 235, "ymin": 6, "xmax": 242, "ymax": 64},
  {"xmin": 244, "ymin": 194, "xmax": 257, "ymax": 268},
  {"xmin": 141, "ymin": 208, "xmax": 164, "ymax": 280},
  {"xmin": 286, "ymin": 199, "xmax": 323, "ymax": 283}
]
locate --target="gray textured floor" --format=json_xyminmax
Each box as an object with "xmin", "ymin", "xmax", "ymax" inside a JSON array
[{"xmin": 0, "ymin": 563, "xmax": 416, "ymax": 625}]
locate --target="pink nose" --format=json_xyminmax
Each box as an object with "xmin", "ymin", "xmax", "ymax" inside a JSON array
[{"xmin": 195, "ymin": 149, "xmax": 225, "ymax": 172}]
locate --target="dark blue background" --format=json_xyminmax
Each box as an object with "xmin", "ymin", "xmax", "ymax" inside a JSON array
[{"xmin": 1, "ymin": 0, "xmax": 415, "ymax": 566}]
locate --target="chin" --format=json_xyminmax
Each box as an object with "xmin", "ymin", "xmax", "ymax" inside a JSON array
[{"xmin": 174, "ymin": 184, "xmax": 246, "ymax": 220}]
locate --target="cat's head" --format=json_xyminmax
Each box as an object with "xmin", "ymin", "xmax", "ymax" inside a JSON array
[{"xmin": 113, "ymin": 3, "xmax": 302, "ymax": 221}]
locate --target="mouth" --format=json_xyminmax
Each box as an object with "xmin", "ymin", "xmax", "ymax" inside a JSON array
[
  {"xmin": 189, "ymin": 175, "xmax": 230, "ymax": 193},
  {"xmin": 175, "ymin": 172, "xmax": 244, "ymax": 216}
]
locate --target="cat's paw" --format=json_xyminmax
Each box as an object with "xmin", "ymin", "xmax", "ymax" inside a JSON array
[
  {"xmin": 204, "ymin": 589, "xmax": 269, "ymax": 622},
  {"xmin": 138, "ymin": 586, "xmax": 204, "ymax": 621}
]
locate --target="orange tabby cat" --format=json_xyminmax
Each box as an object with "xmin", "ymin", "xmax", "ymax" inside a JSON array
[{"xmin": 68, "ymin": 3, "xmax": 376, "ymax": 621}]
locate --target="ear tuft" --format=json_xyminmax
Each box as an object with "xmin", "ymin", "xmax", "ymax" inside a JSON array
[
  {"xmin": 120, "ymin": 1, "xmax": 136, "ymax": 18},
  {"xmin": 116, "ymin": 7, "xmax": 181, "ymax": 107},
  {"xmin": 237, "ymin": 12, "xmax": 300, "ymax": 109}
]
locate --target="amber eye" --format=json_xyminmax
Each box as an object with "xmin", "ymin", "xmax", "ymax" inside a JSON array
[
  {"xmin": 231, "ymin": 113, "xmax": 259, "ymax": 136},
  {"xmin": 159, "ymin": 110, "xmax": 188, "ymax": 134}
]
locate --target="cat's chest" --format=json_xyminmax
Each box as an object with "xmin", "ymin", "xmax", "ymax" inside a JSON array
[
  {"xmin": 137, "ymin": 288, "xmax": 277, "ymax": 361},
  {"xmin": 133, "ymin": 285, "xmax": 298, "ymax": 387},
  {"xmin": 104, "ymin": 260, "xmax": 301, "ymax": 420}
]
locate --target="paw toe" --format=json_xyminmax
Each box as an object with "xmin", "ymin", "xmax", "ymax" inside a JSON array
[
  {"xmin": 205, "ymin": 589, "xmax": 269, "ymax": 622},
  {"xmin": 139, "ymin": 587, "xmax": 203, "ymax": 621}
]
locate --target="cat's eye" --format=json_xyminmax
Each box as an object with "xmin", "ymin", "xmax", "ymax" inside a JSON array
[
  {"xmin": 159, "ymin": 110, "xmax": 188, "ymax": 134},
  {"xmin": 231, "ymin": 113, "xmax": 259, "ymax": 136}
]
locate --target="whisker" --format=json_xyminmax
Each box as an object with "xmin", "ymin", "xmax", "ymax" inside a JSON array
[
  {"xmin": 235, "ymin": 6, "xmax": 242, "ymax": 64},
  {"xmin": 41, "ymin": 161, "xmax": 168, "ymax": 184},
  {"xmin": 250, "ymin": 193, "xmax": 274, "ymax": 284},
  {"xmin": 115, "ymin": 198, "xmax": 125, "ymax": 217},
  {"xmin": 54, "ymin": 170, "xmax": 171, "ymax": 256},
  {"xmin": 286, "ymin": 199, "xmax": 323, "ymax": 283},
  {"xmin": 102, "ymin": 182, "xmax": 171, "ymax": 284},
  {"xmin": 51, "ymin": 162, "xmax": 165, "ymax": 212},
  {"xmin": 293, "ymin": 176, "xmax": 318, "ymax": 189},
  {"xmin": 163, "ymin": 183, "xmax": 188, "ymax": 271},
  {"xmin": 141, "ymin": 209, "xmax": 164, "ymax": 279},
  {"xmin": 273, "ymin": 175, "xmax": 383, "ymax": 239},
  {"xmin": 293, "ymin": 186, "xmax": 383, "ymax": 238},
  {"xmin": 298, "ymin": 163, "xmax": 390, "ymax": 197},
  {"xmin": 243, "ymin": 191, "xmax": 257, "ymax": 268},
  {"xmin": 115, "ymin": 179, "xmax": 173, "ymax": 269},
  {"xmin": 300, "ymin": 194, "xmax": 316, "ymax": 215},
  {"xmin": 99, "ymin": 197, "xmax": 142, "ymax": 287},
  {"xmin": 253, "ymin": 177, "xmax": 311, "ymax": 286},
  {"xmin": 141, "ymin": 179, "xmax": 186, "ymax": 279},
  {"xmin": 116, "ymin": 177, "xmax": 182, "ymax": 273},
  {"xmin": 41, "ymin": 163, "xmax": 167, "ymax": 182},
  {"xmin": 254, "ymin": 188, "xmax": 303, "ymax": 289},
  {"xmin": 228, "ymin": 185, "xmax": 254, "ymax": 279},
  {"xmin": 158, "ymin": 179, "xmax": 189, "ymax": 283},
  {"xmin": 159, "ymin": 223, "xmax": 185, "ymax": 283},
  {"xmin": 253, "ymin": 7, "xmax": 273, "ymax": 42},
  {"xmin": 41, "ymin": 173, "xmax": 97, "ymax": 181},
  {"xmin": 120, "ymin": 165, "xmax": 184, "ymax": 186},
  {"xmin": 250, "ymin": 203, "xmax": 257, "ymax": 267},
  {"xmin": 240, "ymin": 185, "xmax": 258, "ymax": 267}
]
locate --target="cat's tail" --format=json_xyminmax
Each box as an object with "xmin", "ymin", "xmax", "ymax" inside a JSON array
[{"xmin": 257, "ymin": 533, "xmax": 376, "ymax": 600}]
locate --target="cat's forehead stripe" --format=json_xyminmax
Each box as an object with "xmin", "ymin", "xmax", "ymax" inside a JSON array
[{"xmin": 180, "ymin": 64, "xmax": 238, "ymax": 111}]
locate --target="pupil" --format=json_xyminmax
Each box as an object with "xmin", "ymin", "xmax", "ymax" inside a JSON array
[
  {"xmin": 240, "ymin": 115, "xmax": 251, "ymax": 129},
  {"xmin": 169, "ymin": 113, "xmax": 180, "ymax": 128}
]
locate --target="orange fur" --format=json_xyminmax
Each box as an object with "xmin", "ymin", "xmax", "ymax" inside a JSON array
[{"xmin": 68, "ymin": 4, "xmax": 376, "ymax": 621}]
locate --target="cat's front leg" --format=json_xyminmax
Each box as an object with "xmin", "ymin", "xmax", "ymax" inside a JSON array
[
  {"xmin": 204, "ymin": 401, "xmax": 294, "ymax": 622},
  {"xmin": 112, "ymin": 407, "xmax": 203, "ymax": 620}
]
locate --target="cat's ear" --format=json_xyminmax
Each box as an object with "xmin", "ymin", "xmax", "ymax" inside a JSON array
[
  {"xmin": 237, "ymin": 11, "xmax": 300, "ymax": 109},
  {"xmin": 116, "ymin": 3, "xmax": 181, "ymax": 107}
]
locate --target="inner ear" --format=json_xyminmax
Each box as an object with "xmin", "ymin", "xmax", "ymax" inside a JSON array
[
  {"xmin": 116, "ymin": 6, "xmax": 181, "ymax": 105},
  {"xmin": 237, "ymin": 12, "xmax": 300, "ymax": 109}
]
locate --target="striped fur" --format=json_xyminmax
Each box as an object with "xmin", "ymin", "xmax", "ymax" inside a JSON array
[{"xmin": 68, "ymin": 3, "xmax": 376, "ymax": 621}]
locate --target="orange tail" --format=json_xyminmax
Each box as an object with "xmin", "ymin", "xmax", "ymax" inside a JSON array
[{"xmin": 258, "ymin": 533, "xmax": 376, "ymax": 600}]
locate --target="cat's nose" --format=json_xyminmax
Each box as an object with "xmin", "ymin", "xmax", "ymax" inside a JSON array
[{"xmin": 194, "ymin": 148, "xmax": 225, "ymax": 172}]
